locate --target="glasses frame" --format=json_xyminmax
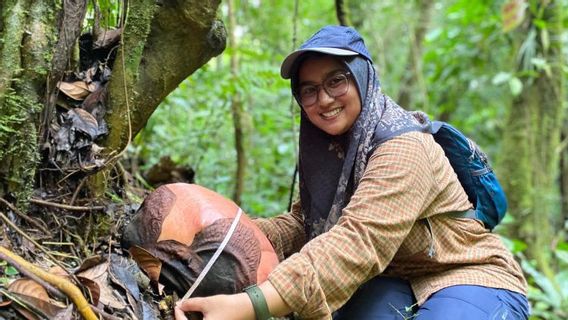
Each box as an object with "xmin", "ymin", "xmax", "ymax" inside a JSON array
[{"xmin": 296, "ymin": 71, "xmax": 352, "ymax": 107}]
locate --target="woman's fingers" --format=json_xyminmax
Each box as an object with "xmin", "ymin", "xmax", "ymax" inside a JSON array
[
  {"xmin": 174, "ymin": 305, "xmax": 188, "ymax": 320},
  {"xmin": 176, "ymin": 297, "xmax": 206, "ymax": 312},
  {"xmin": 175, "ymin": 298, "xmax": 206, "ymax": 320}
]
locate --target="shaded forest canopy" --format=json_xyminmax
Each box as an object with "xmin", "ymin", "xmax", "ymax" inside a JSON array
[{"xmin": 0, "ymin": 0, "xmax": 567, "ymax": 319}]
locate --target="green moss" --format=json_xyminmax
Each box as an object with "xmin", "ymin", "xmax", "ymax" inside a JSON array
[{"xmin": 0, "ymin": 88, "xmax": 40, "ymax": 207}]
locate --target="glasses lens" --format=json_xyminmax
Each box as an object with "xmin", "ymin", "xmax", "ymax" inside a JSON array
[
  {"xmin": 299, "ymin": 85, "xmax": 317, "ymax": 106},
  {"xmin": 324, "ymin": 73, "xmax": 349, "ymax": 97},
  {"xmin": 297, "ymin": 72, "xmax": 350, "ymax": 107}
]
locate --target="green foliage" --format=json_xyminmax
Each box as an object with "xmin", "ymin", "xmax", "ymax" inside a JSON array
[
  {"xmin": 522, "ymin": 246, "xmax": 568, "ymax": 319},
  {"xmin": 0, "ymin": 260, "xmax": 19, "ymax": 286},
  {"xmin": 84, "ymin": 0, "xmax": 121, "ymax": 31},
  {"xmin": 134, "ymin": 0, "xmax": 567, "ymax": 231},
  {"xmin": 502, "ymin": 237, "xmax": 568, "ymax": 319},
  {"xmin": 133, "ymin": 55, "xmax": 295, "ymax": 216},
  {"xmin": 133, "ymin": 0, "xmax": 339, "ymax": 216}
]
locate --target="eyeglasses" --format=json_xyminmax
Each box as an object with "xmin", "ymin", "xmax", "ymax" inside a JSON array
[{"xmin": 296, "ymin": 71, "xmax": 351, "ymax": 107}]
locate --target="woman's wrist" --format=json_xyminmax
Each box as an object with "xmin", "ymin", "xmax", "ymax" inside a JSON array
[{"xmin": 235, "ymin": 292, "xmax": 257, "ymax": 320}]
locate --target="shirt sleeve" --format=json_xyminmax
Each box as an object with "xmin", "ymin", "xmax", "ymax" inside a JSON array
[
  {"xmin": 253, "ymin": 200, "xmax": 306, "ymax": 261},
  {"xmin": 267, "ymin": 134, "xmax": 440, "ymax": 319}
]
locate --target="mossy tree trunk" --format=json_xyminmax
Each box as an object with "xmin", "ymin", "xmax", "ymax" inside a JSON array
[
  {"xmin": 335, "ymin": 0, "xmax": 352, "ymax": 26},
  {"xmin": 0, "ymin": 0, "xmax": 59, "ymax": 208},
  {"xmin": 396, "ymin": 0, "xmax": 434, "ymax": 110},
  {"xmin": 499, "ymin": 1, "xmax": 565, "ymax": 278},
  {"xmin": 0, "ymin": 0, "xmax": 226, "ymax": 207}
]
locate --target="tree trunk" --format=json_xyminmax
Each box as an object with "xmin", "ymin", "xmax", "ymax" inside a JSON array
[
  {"xmin": 0, "ymin": 0, "xmax": 59, "ymax": 207},
  {"xmin": 500, "ymin": 0, "xmax": 565, "ymax": 278},
  {"xmin": 562, "ymin": 126, "xmax": 568, "ymax": 226},
  {"xmin": 0, "ymin": 0, "xmax": 226, "ymax": 206},
  {"xmin": 104, "ymin": 0, "xmax": 226, "ymax": 153},
  {"xmin": 335, "ymin": 0, "xmax": 351, "ymax": 26},
  {"xmin": 396, "ymin": 0, "xmax": 434, "ymax": 110},
  {"xmin": 227, "ymin": 0, "xmax": 248, "ymax": 205}
]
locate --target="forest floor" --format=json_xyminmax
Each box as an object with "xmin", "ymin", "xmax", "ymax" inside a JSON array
[{"xmin": 0, "ymin": 157, "xmax": 193, "ymax": 320}]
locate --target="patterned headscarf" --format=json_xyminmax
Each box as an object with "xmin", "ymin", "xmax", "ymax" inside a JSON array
[{"xmin": 294, "ymin": 55, "xmax": 429, "ymax": 239}]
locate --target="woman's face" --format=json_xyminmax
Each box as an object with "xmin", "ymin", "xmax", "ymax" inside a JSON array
[{"xmin": 297, "ymin": 55, "xmax": 361, "ymax": 136}]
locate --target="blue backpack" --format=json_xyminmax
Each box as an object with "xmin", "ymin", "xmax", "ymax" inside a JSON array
[{"xmin": 430, "ymin": 121, "xmax": 507, "ymax": 230}]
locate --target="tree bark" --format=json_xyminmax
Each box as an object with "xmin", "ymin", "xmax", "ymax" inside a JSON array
[
  {"xmin": 104, "ymin": 0, "xmax": 226, "ymax": 153},
  {"xmin": 335, "ymin": 0, "xmax": 351, "ymax": 26},
  {"xmin": 396, "ymin": 0, "xmax": 434, "ymax": 110},
  {"xmin": 0, "ymin": 0, "xmax": 226, "ymax": 206},
  {"xmin": 562, "ymin": 127, "xmax": 568, "ymax": 226},
  {"xmin": 227, "ymin": 0, "xmax": 250, "ymax": 205},
  {"xmin": 500, "ymin": 0, "xmax": 565, "ymax": 278},
  {"xmin": 0, "ymin": 0, "xmax": 59, "ymax": 207}
]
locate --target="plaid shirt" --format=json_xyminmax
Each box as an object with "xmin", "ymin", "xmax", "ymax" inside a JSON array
[{"xmin": 254, "ymin": 132, "xmax": 527, "ymax": 320}]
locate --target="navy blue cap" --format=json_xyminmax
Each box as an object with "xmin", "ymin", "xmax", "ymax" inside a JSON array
[{"xmin": 280, "ymin": 25, "xmax": 372, "ymax": 79}]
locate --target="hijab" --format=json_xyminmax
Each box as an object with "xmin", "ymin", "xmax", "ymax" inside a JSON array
[{"xmin": 294, "ymin": 55, "xmax": 430, "ymax": 239}]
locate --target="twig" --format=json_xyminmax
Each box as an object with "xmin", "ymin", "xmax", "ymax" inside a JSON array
[
  {"xmin": 0, "ymin": 197, "xmax": 50, "ymax": 235},
  {"xmin": 0, "ymin": 210, "xmax": 73, "ymax": 278},
  {"xmin": 30, "ymin": 198, "xmax": 105, "ymax": 211},
  {"xmin": 70, "ymin": 177, "xmax": 87, "ymax": 205},
  {"xmin": 89, "ymin": 304, "xmax": 123, "ymax": 320},
  {"xmin": 0, "ymin": 246, "xmax": 98, "ymax": 320}
]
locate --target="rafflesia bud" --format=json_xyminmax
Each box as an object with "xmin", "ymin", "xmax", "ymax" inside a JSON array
[{"xmin": 121, "ymin": 183, "xmax": 279, "ymax": 297}]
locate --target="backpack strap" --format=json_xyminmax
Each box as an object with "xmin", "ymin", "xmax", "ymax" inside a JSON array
[{"xmin": 444, "ymin": 209, "xmax": 477, "ymax": 220}]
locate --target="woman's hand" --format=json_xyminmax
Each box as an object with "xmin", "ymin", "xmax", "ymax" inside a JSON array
[{"xmin": 174, "ymin": 293, "xmax": 255, "ymax": 320}]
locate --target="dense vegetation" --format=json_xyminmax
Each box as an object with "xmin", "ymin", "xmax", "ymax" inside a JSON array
[
  {"xmin": 134, "ymin": 1, "xmax": 568, "ymax": 318},
  {"xmin": 0, "ymin": 0, "xmax": 566, "ymax": 318}
]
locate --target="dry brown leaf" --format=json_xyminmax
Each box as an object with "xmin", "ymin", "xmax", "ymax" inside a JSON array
[
  {"xmin": 12, "ymin": 306, "xmax": 38, "ymax": 320},
  {"xmin": 10, "ymin": 292, "xmax": 66, "ymax": 320},
  {"xmin": 76, "ymin": 261, "xmax": 125, "ymax": 310},
  {"xmin": 76, "ymin": 260, "xmax": 108, "ymax": 281},
  {"xmin": 57, "ymin": 81, "xmax": 91, "ymax": 100},
  {"xmin": 87, "ymin": 81, "xmax": 100, "ymax": 92},
  {"xmin": 0, "ymin": 299, "xmax": 12, "ymax": 307},
  {"xmin": 75, "ymin": 255, "xmax": 104, "ymax": 274},
  {"xmin": 70, "ymin": 108, "xmax": 100, "ymax": 138},
  {"xmin": 8, "ymin": 279, "xmax": 49, "ymax": 302},
  {"xmin": 76, "ymin": 276, "xmax": 101, "ymax": 306},
  {"xmin": 128, "ymin": 246, "xmax": 162, "ymax": 285}
]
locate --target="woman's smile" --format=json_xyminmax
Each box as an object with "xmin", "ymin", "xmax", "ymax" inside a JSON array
[{"xmin": 321, "ymin": 106, "xmax": 344, "ymax": 119}]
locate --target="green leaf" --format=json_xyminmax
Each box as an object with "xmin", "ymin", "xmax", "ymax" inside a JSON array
[
  {"xmin": 492, "ymin": 72, "xmax": 512, "ymax": 85},
  {"xmin": 509, "ymin": 77, "xmax": 523, "ymax": 96},
  {"xmin": 522, "ymin": 260, "xmax": 562, "ymax": 308},
  {"xmin": 556, "ymin": 250, "xmax": 568, "ymax": 265},
  {"xmin": 4, "ymin": 265, "xmax": 19, "ymax": 276},
  {"xmin": 531, "ymin": 57, "xmax": 552, "ymax": 77},
  {"xmin": 540, "ymin": 28, "xmax": 550, "ymax": 52}
]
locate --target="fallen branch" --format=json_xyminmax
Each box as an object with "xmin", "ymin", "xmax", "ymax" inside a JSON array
[
  {"xmin": 0, "ymin": 246, "xmax": 98, "ymax": 320},
  {"xmin": 30, "ymin": 198, "xmax": 105, "ymax": 211},
  {"xmin": 0, "ymin": 249, "xmax": 65, "ymax": 300}
]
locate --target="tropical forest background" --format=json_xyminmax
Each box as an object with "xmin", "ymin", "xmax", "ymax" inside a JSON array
[
  {"xmin": 0, "ymin": 0, "xmax": 567, "ymax": 319},
  {"xmin": 136, "ymin": 1, "xmax": 568, "ymax": 318}
]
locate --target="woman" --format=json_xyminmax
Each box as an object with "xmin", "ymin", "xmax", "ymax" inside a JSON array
[{"xmin": 175, "ymin": 25, "xmax": 529, "ymax": 320}]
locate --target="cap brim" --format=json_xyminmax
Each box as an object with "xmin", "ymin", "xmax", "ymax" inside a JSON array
[{"xmin": 280, "ymin": 47, "xmax": 358, "ymax": 79}]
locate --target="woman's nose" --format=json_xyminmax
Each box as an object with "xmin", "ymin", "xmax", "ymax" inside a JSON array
[{"xmin": 317, "ymin": 87, "xmax": 334, "ymax": 106}]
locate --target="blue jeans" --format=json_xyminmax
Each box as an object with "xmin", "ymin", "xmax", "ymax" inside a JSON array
[{"xmin": 333, "ymin": 277, "xmax": 530, "ymax": 320}]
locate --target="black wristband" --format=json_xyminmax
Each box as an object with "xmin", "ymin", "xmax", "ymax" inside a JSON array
[{"xmin": 243, "ymin": 284, "xmax": 272, "ymax": 320}]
